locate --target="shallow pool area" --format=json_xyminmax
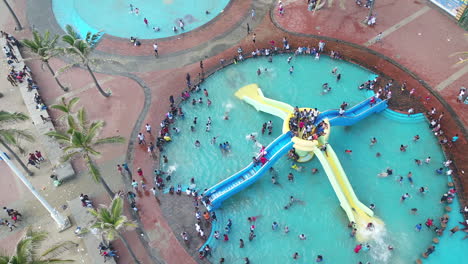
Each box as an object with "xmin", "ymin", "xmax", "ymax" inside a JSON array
[
  {"xmin": 52, "ymin": 0, "xmax": 231, "ymax": 39},
  {"xmin": 162, "ymin": 55, "xmax": 463, "ymax": 263}
]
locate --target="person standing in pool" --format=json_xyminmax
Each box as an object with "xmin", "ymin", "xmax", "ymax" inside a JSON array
[
  {"xmin": 144, "ymin": 18, "xmax": 148, "ymax": 26},
  {"xmin": 248, "ymin": 231, "xmax": 256, "ymax": 241},
  {"xmin": 179, "ymin": 19, "xmax": 185, "ymax": 30},
  {"xmin": 407, "ymin": 172, "xmax": 414, "ymax": 186},
  {"xmin": 272, "ymin": 221, "xmax": 279, "ymax": 230},
  {"xmin": 401, "ymin": 193, "xmax": 410, "ymax": 202},
  {"xmin": 293, "ymin": 252, "xmax": 299, "ymax": 259}
]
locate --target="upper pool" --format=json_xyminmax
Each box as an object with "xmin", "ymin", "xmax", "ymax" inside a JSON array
[
  {"xmin": 52, "ymin": 0, "xmax": 231, "ymax": 39},
  {"xmin": 162, "ymin": 55, "xmax": 462, "ymax": 263}
]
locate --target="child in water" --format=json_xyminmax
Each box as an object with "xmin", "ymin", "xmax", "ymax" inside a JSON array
[{"xmin": 291, "ymin": 163, "xmax": 303, "ymax": 172}]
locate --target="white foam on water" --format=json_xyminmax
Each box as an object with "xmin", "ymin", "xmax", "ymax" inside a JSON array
[
  {"xmin": 360, "ymin": 222, "xmax": 393, "ymax": 263},
  {"xmin": 245, "ymin": 132, "xmax": 258, "ymax": 141},
  {"xmin": 224, "ymin": 102, "xmax": 234, "ymax": 111},
  {"xmin": 167, "ymin": 164, "xmax": 177, "ymax": 174}
]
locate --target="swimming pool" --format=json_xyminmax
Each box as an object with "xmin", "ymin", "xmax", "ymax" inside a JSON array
[
  {"xmin": 163, "ymin": 55, "xmax": 462, "ymax": 263},
  {"xmin": 52, "ymin": 0, "xmax": 231, "ymax": 39}
]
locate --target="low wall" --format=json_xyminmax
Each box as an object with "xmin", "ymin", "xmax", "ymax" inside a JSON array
[{"xmin": 0, "ymin": 37, "xmax": 75, "ymax": 181}]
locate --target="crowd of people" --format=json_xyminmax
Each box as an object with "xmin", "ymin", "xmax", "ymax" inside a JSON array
[
  {"xmin": 2, "ymin": 31, "xmax": 49, "ymax": 173},
  {"xmin": 1, "ymin": 207, "xmax": 22, "ymax": 231},
  {"xmin": 288, "ymin": 107, "xmax": 328, "ymax": 142}
]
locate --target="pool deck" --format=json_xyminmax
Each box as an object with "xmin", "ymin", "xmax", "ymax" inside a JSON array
[{"xmin": 0, "ymin": 0, "xmax": 467, "ymax": 263}]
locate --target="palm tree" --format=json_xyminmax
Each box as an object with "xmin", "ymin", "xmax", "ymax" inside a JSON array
[
  {"xmin": 45, "ymin": 105, "xmax": 125, "ymax": 196},
  {"xmin": 50, "ymin": 97, "xmax": 80, "ymax": 131},
  {"xmin": 22, "ymin": 30, "xmax": 68, "ymax": 92},
  {"xmin": 2, "ymin": 0, "xmax": 23, "ymax": 31},
  {"xmin": 0, "ymin": 227, "xmax": 75, "ymax": 263},
  {"xmin": 0, "ymin": 111, "xmax": 34, "ymax": 176},
  {"xmin": 59, "ymin": 25, "xmax": 111, "ymax": 97},
  {"xmin": 89, "ymin": 197, "xmax": 140, "ymax": 264}
]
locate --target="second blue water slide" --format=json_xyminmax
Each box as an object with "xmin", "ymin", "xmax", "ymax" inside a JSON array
[
  {"xmin": 203, "ymin": 131, "xmax": 294, "ymax": 211},
  {"xmin": 316, "ymin": 97, "xmax": 388, "ymax": 126}
]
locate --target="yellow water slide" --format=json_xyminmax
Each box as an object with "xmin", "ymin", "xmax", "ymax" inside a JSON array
[
  {"xmin": 312, "ymin": 145, "xmax": 381, "ymax": 241},
  {"xmin": 235, "ymin": 84, "xmax": 294, "ymax": 120}
]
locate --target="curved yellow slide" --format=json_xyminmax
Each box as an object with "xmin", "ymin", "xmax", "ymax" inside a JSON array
[
  {"xmin": 235, "ymin": 84, "xmax": 294, "ymax": 120},
  {"xmin": 313, "ymin": 145, "xmax": 381, "ymax": 241}
]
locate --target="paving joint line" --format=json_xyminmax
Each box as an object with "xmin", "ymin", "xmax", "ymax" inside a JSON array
[{"xmin": 364, "ymin": 6, "xmax": 431, "ymax": 47}]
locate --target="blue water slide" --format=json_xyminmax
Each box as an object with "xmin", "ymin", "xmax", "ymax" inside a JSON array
[
  {"xmin": 203, "ymin": 131, "xmax": 294, "ymax": 211},
  {"xmin": 315, "ymin": 97, "xmax": 388, "ymax": 126}
]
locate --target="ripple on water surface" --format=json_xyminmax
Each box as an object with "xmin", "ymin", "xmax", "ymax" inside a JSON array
[{"xmin": 163, "ymin": 55, "xmax": 449, "ymax": 263}]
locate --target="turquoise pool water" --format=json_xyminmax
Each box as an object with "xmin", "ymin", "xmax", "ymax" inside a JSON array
[
  {"xmin": 52, "ymin": 0, "xmax": 230, "ymax": 39},
  {"xmin": 162, "ymin": 55, "xmax": 462, "ymax": 263}
]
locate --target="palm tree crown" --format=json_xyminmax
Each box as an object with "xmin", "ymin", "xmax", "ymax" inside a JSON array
[
  {"xmin": 61, "ymin": 25, "xmax": 99, "ymax": 64},
  {"xmin": 0, "ymin": 111, "xmax": 34, "ymax": 151},
  {"xmin": 89, "ymin": 197, "xmax": 140, "ymax": 263},
  {"xmin": 21, "ymin": 30, "xmax": 68, "ymax": 91},
  {"xmin": 0, "ymin": 110, "xmax": 35, "ymax": 175},
  {"xmin": 46, "ymin": 99, "xmax": 124, "ymax": 195},
  {"xmin": 89, "ymin": 197, "xmax": 136, "ymax": 241},
  {"xmin": 0, "ymin": 227, "xmax": 75, "ymax": 263},
  {"xmin": 22, "ymin": 30, "xmax": 60, "ymax": 62},
  {"xmin": 59, "ymin": 25, "xmax": 111, "ymax": 97}
]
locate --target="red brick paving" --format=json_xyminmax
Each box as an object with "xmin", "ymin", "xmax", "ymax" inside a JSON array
[
  {"xmin": 95, "ymin": 0, "xmax": 252, "ymax": 57},
  {"xmin": 276, "ymin": 0, "xmax": 424, "ymax": 44}
]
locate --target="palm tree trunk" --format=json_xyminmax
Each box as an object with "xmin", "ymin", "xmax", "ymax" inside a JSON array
[
  {"xmin": 117, "ymin": 233, "xmax": 141, "ymax": 264},
  {"xmin": 3, "ymin": 0, "xmax": 23, "ymax": 31},
  {"xmin": 44, "ymin": 61, "xmax": 68, "ymax": 92},
  {"xmin": 0, "ymin": 139, "xmax": 33, "ymax": 176},
  {"xmin": 100, "ymin": 177, "xmax": 114, "ymax": 198},
  {"xmin": 85, "ymin": 64, "xmax": 110, "ymax": 97}
]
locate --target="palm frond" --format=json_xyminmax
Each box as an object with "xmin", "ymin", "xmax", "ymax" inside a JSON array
[
  {"xmin": 68, "ymin": 97, "xmax": 80, "ymax": 111},
  {"xmin": 67, "ymin": 115, "xmax": 79, "ymax": 132},
  {"xmin": 21, "ymin": 38, "xmax": 39, "ymax": 53},
  {"xmin": 85, "ymin": 155, "xmax": 101, "ymax": 182},
  {"xmin": 77, "ymin": 108, "xmax": 87, "ymax": 129},
  {"xmin": 70, "ymin": 131, "xmax": 86, "ymax": 149},
  {"xmin": 0, "ymin": 111, "xmax": 29, "ymax": 123},
  {"xmin": 46, "ymin": 131, "xmax": 70, "ymax": 142},
  {"xmin": 64, "ymin": 25, "xmax": 80, "ymax": 40},
  {"xmin": 110, "ymin": 197, "xmax": 123, "ymax": 221},
  {"xmin": 85, "ymin": 121, "xmax": 103, "ymax": 143},
  {"xmin": 50, "ymin": 105, "xmax": 68, "ymax": 114},
  {"xmin": 41, "ymin": 259, "xmax": 75, "ymax": 263},
  {"xmin": 61, "ymin": 150, "xmax": 81, "ymax": 162},
  {"xmin": 0, "ymin": 129, "xmax": 35, "ymax": 149},
  {"xmin": 40, "ymin": 241, "xmax": 78, "ymax": 260},
  {"xmin": 0, "ymin": 256, "xmax": 9, "ymax": 264},
  {"xmin": 94, "ymin": 136, "xmax": 125, "ymax": 146}
]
